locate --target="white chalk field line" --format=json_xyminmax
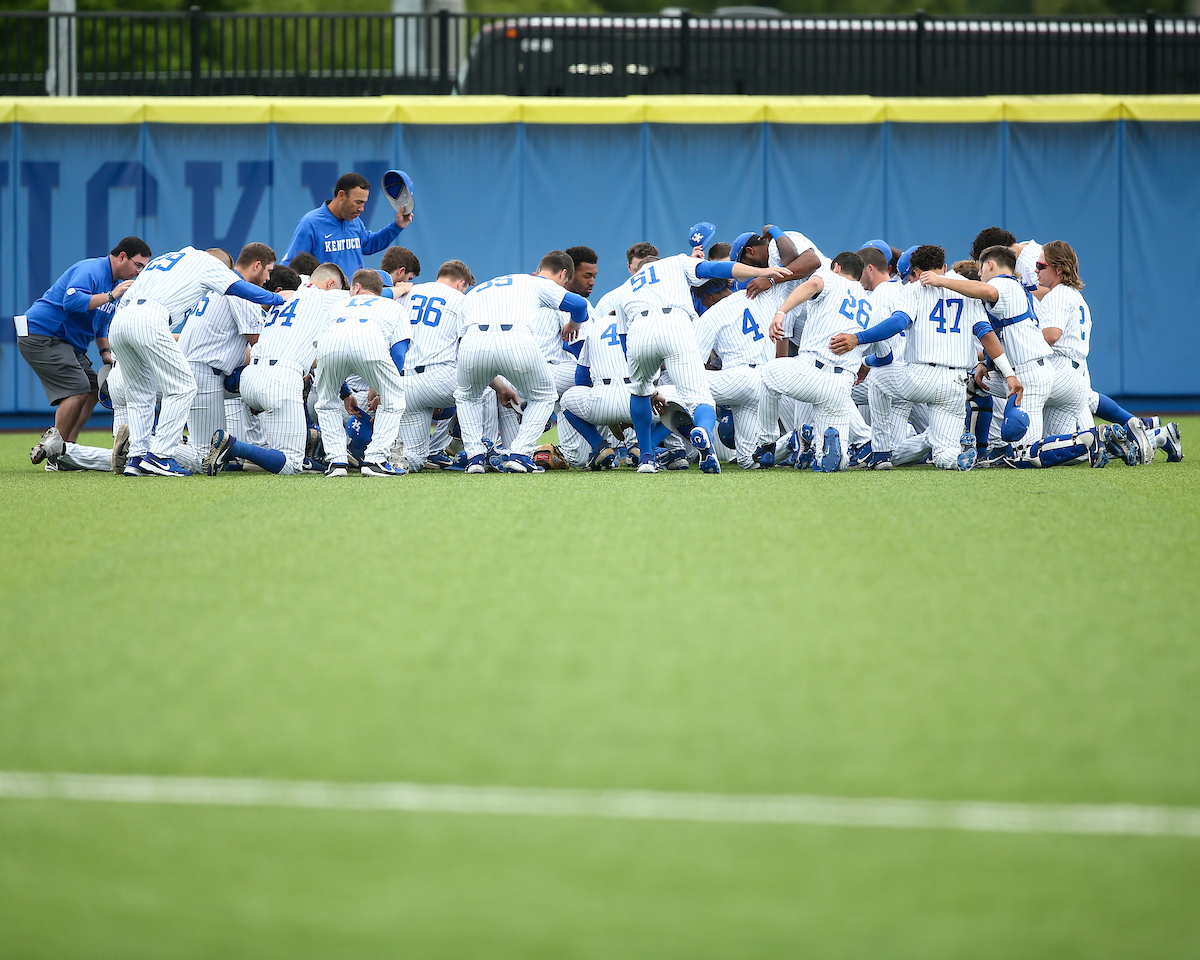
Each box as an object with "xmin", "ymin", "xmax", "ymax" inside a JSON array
[{"xmin": 1, "ymin": 771, "xmax": 1198, "ymax": 838}]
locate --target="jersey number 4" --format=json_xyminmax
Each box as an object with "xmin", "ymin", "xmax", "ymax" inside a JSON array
[
  {"xmin": 741, "ymin": 309, "xmax": 764, "ymax": 341},
  {"xmin": 601, "ymin": 322, "xmax": 621, "ymax": 346},
  {"xmin": 264, "ymin": 298, "xmax": 299, "ymax": 328}
]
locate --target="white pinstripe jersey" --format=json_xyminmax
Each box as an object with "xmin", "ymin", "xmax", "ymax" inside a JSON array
[
  {"xmin": 891, "ymin": 274, "xmax": 989, "ymax": 368},
  {"xmin": 865, "ymin": 276, "xmax": 907, "ymax": 362},
  {"xmin": 594, "ymin": 285, "xmax": 624, "ymax": 323},
  {"xmin": 798, "ymin": 272, "xmax": 871, "ymax": 367},
  {"xmin": 178, "ymin": 290, "xmax": 264, "ymax": 374},
  {"xmin": 769, "ymin": 230, "xmax": 831, "ymax": 272},
  {"xmin": 985, "ymin": 275, "xmax": 1053, "ymax": 367},
  {"xmin": 326, "ymin": 294, "xmax": 407, "ymax": 347},
  {"xmin": 121, "ymin": 246, "xmax": 243, "ymax": 326},
  {"xmin": 1037, "ymin": 284, "xmax": 1091, "ymax": 362},
  {"xmin": 255, "ymin": 285, "xmax": 344, "ymax": 368},
  {"xmin": 694, "ymin": 291, "xmax": 776, "ymax": 367},
  {"xmin": 1015, "ymin": 240, "xmax": 1044, "ymax": 291},
  {"xmin": 403, "ymin": 281, "xmax": 467, "ymax": 367},
  {"xmin": 459, "ymin": 274, "xmax": 568, "ymax": 335},
  {"xmin": 621, "ymin": 254, "xmax": 707, "ymax": 325},
  {"xmin": 579, "ymin": 313, "xmax": 630, "ymax": 383},
  {"xmin": 533, "ymin": 303, "xmax": 583, "ymax": 364}
]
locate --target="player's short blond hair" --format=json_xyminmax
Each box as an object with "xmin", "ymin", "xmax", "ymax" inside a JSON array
[{"xmin": 1040, "ymin": 240, "xmax": 1084, "ymax": 290}]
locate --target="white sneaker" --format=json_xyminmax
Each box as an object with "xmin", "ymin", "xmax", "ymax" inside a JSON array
[{"xmin": 31, "ymin": 426, "xmax": 65, "ymax": 465}]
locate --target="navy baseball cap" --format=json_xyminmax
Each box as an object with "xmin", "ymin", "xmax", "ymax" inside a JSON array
[
  {"xmin": 1001, "ymin": 395, "xmax": 1030, "ymax": 442},
  {"xmin": 896, "ymin": 245, "xmax": 920, "ymax": 280},
  {"xmin": 688, "ymin": 221, "xmax": 716, "ymax": 250},
  {"xmin": 861, "ymin": 239, "xmax": 892, "ymax": 260}
]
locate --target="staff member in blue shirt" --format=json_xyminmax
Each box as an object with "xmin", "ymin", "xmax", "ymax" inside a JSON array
[
  {"xmin": 19, "ymin": 236, "xmax": 151, "ymax": 453},
  {"xmin": 282, "ymin": 171, "xmax": 414, "ymax": 294}
]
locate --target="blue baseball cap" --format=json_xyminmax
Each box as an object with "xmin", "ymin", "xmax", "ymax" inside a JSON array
[
  {"xmin": 896, "ymin": 245, "xmax": 920, "ymax": 280},
  {"xmin": 382, "ymin": 169, "xmax": 415, "ymax": 215},
  {"xmin": 1001, "ymin": 395, "xmax": 1030, "ymax": 442},
  {"xmin": 861, "ymin": 239, "xmax": 892, "ymax": 260},
  {"xmin": 688, "ymin": 221, "xmax": 716, "ymax": 250},
  {"xmin": 729, "ymin": 231, "xmax": 755, "ymax": 265}
]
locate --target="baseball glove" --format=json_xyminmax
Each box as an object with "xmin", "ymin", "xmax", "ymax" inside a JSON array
[{"xmin": 533, "ymin": 443, "xmax": 570, "ymax": 470}]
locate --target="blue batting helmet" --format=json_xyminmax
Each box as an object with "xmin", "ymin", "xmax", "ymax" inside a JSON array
[{"xmin": 1001, "ymin": 395, "xmax": 1030, "ymax": 442}]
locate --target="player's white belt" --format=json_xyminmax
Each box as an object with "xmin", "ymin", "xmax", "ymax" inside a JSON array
[
  {"xmin": 600, "ymin": 377, "xmax": 632, "ymax": 385},
  {"xmin": 1015, "ymin": 357, "xmax": 1048, "ymax": 370},
  {"xmin": 251, "ymin": 356, "xmax": 307, "ymax": 375},
  {"xmin": 921, "ymin": 361, "xmax": 971, "ymax": 371},
  {"xmin": 400, "ymin": 361, "xmax": 451, "ymax": 376},
  {"xmin": 1050, "ymin": 354, "xmax": 1084, "ymax": 370},
  {"xmin": 475, "ymin": 324, "xmax": 513, "ymax": 332},
  {"xmin": 637, "ymin": 307, "xmax": 676, "ymax": 317}
]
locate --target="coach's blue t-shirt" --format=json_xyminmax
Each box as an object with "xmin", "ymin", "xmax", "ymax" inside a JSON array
[
  {"xmin": 24, "ymin": 256, "xmax": 118, "ymax": 352},
  {"xmin": 282, "ymin": 202, "xmax": 403, "ymax": 281}
]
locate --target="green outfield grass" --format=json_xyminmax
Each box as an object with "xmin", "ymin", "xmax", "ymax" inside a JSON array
[{"xmin": 2, "ymin": 422, "xmax": 1198, "ymax": 959}]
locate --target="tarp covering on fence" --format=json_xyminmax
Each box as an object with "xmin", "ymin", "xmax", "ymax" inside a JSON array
[{"xmin": 2, "ymin": 94, "xmax": 1198, "ymax": 413}]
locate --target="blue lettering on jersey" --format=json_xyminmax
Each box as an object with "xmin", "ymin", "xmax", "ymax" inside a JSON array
[
  {"xmin": 192, "ymin": 293, "xmax": 211, "ymax": 318},
  {"xmin": 930, "ymin": 298, "xmax": 964, "ymax": 334},
  {"xmin": 146, "ymin": 251, "xmax": 186, "ymax": 272},
  {"xmin": 1079, "ymin": 306, "xmax": 1086, "ymax": 341},
  {"xmin": 417, "ymin": 296, "xmax": 445, "ymax": 327},
  {"xmin": 601, "ymin": 322, "xmax": 620, "ymax": 346},
  {"xmin": 473, "ymin": 276, "xmax": 514, "ymax": 294},
  {"xmin": 630, "ymin": 264, "xmax": 661, "ymax": 291},
  {"xmin": 741, "ymin": 309, "xmax": 764, "ymax": 341}
]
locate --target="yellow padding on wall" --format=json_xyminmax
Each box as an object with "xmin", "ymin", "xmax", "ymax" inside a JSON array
[{"xmin": 3, "ymin": 95, "xmax": 1200, "ymax": 125}]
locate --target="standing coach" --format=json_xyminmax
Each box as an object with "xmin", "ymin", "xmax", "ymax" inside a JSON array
[
  {"xmin": 282, "ymin": 171, "xmax": 414, "ymax": 286},
  {"xmin": 19, "ymin": 236, "xmax": 151, "ymax": 460}
]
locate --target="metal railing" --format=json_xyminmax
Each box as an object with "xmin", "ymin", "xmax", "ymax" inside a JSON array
[{"xmin": 2, "ymin": 8, "xmax": 1197, "ymax": 99}]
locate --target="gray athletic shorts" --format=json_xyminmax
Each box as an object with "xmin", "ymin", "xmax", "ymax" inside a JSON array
[{"xmin": 17, "ymin": 334, "xmax": 98, "ymax": 405}]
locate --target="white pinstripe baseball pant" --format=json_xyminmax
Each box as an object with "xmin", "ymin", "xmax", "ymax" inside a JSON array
[
  {"xmin": 187, "ymin": 361, "xmax": 226, "ymax": 450},
  {"xmin": 109, "ymin": 301, "xmax": 197, "ymax": 460},
  {"xmin": 315, "ymin": 321, "xmax": 405, "ymax": 466},
  {"xmin": 627, "ymin": 308, "xmax": 713, "ymax": 411},
  {"xmin": 868, "ymin": 362, "xmax": 969, "ymax": 470},
  {"xmin": 549, "ymin": 360, "xmax": 587, "ymax": 466},
  {"xmin": 706, "ymin": 365, "xmax": 760, "ymax": 468},
  {"xmin": 394, "ymin": 362, "xmax": 457, "ymax": 470},
  {"xmin": 454, "ymin": 327, "xmax": 555, "ymax": 458},
  {"xmin": 1045, "ymin": 355, "xmax": 1093, "ymax": 436},
  {"xmin": 758, "ymin": 355, "xmax": 856, "ymax": 469},
  {"xmin": 240, "ymin": 359, "xmax": 308, "ymax": 475},
  {"xmin": 985, "ymin": 358, "xmax": 1054, "ymax": 446}
]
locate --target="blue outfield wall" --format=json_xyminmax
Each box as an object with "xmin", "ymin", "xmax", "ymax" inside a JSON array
[{"xmin": 1, "ymin": 104, "xmax": 1198, "ymax": 414}]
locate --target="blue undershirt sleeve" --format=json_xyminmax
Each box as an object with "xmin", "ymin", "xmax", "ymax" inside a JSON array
[
  {"xmin": 225, "ymin": 279, "xmax": 284, "ymax": 308},
  {"xmin": 390, "ymin": 340, "xmax": 409, "ymax": 373},
  {"xmin": 574, "ymin": 364, "xmax": 592, "ymax": 387},
  {"xmin": 695, "ymin": 261, "xmax": 737, "ymax": 280},
  {"xmin": 972, "ymin": 320, "xmax": 994, "ymax": 341},
  {"xmin": 864, "ymin": 352, "xmax": 893, "ymax": 368},
  {"xmin": 855, "ymin": 311, "xmax": 909, "ymax": 344},
  {"xmin": 619, "ymin": 333, "xmax": 627, "ymax": 357},
  {"xmin": 558, "ymin": 292, "xmax": 589, "ymax": 324}
]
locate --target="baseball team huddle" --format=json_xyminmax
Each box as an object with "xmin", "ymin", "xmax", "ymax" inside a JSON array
[{"xmin": 18, "ymin": 169, "xmax": 1185, "ymax": 478}]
